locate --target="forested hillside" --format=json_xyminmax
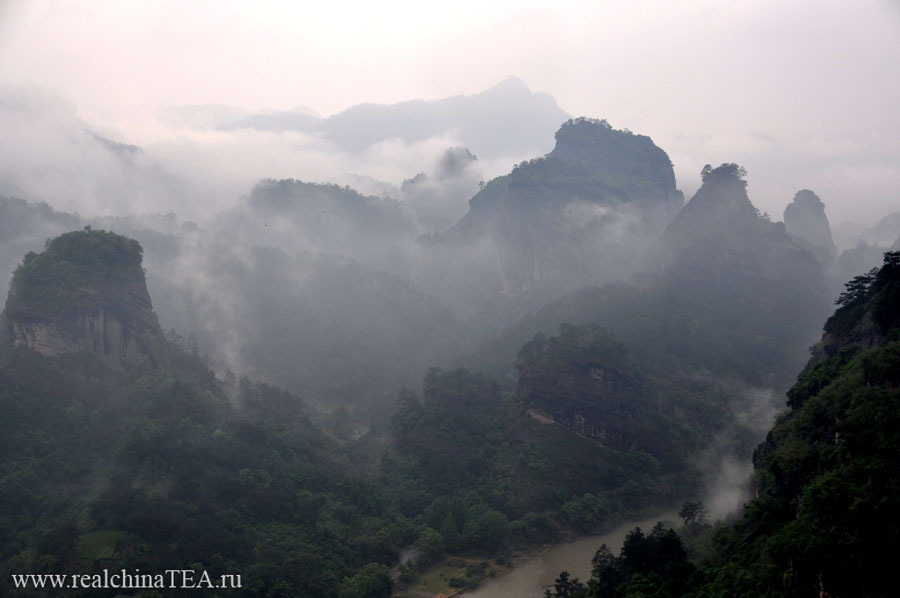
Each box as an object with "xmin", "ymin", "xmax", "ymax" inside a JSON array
[{"xmin": 543, "ymin": 250, "xmax": 900, "ymax": 598}]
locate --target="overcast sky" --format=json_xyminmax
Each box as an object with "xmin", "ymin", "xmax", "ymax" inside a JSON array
[{"xmin": 1, "ymin": 0, "xmax": 898, "ymax": 228}]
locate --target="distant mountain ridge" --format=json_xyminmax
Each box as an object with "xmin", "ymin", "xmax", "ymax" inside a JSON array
[
  {"xmin": 462, "ymin": 163, "xmax": 828, "ymax": 390},
  {"xmin": 173, "ymin": 76, "xmax": 570, "ymax": 159}
]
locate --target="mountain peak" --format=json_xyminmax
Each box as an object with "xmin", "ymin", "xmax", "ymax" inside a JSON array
[
  {"xmin": 790, "ymin": 188, "xmax": 825, "ymax": 209},
  {"xmin": 652, "ymin": 163, "xmax": 814, "ymax": 273},
  {"xmin": 484, "ymin": 75, "xmax": 532, "ymax": 95},
  {"xmin": 2, "ymin": 228, "xmax": 169, "ymax": 369},
  {"xmin": 784, "ymin": 189, "xmax": 836, "ymax": 262},
  {"xmin": 679, "ymin": 163, "xmax": 757, "ymax": 220}
]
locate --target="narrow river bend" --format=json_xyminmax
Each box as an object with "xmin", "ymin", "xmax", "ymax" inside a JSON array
[{"xmin": 464, "ymin": 512, "xmax": 678, "ymax": 598}]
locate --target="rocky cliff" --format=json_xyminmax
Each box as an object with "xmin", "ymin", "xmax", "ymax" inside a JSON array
[
  {"xmin": 2, "ymin": 229, "xmax": 169, "ymax": 369},
  {"xmin": 783, "ymin": 189, "xmax": 836, "ymax": 264},
  {"xmin": 515, "ymin": 324, "xmax": 644, "ymax": 451}
]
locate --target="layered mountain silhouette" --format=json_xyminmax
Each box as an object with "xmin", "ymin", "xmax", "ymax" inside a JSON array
[
  {"xmin": 174, "ymin": 76, "xmax": 569, "ymax": 160},
  {"xmin": 415, "ymin": 118, "xmax": 683, "ymax": 331},
  {"xmin": 464, "ymin": 163, "xmax": 829, "ymax": 389}
]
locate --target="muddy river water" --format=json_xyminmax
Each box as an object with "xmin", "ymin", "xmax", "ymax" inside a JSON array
[{"xmin": 464, "ymin": 511, "xmax": 678, "ymax": 598}]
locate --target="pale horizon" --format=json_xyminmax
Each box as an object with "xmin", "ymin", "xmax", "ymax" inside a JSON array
[{"xmin": 2, "ymin": 0, "xmax": 899, "ymax": 226}]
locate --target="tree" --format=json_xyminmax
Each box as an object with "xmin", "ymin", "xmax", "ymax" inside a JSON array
[
  {"xmin": 700, "ymin": 162, "xmax": 747, "ymax": 183},
  {"xmin": 417, "ymin": 527, "xmax": 444, "ymax": 565},
  {"xmin": 440, "ymin": 512, "xmax": 460, "ymax": 553},
  {"xmin": 678, "ymin": 500, "xmax": 709, "ymax": 528},
  {"xmin": 338, "ymin": 563, "xmax": 392, "ymax": 598},
  {"xmin": 835, "ymin": 268, "xmax": 878, "ymax": 306},
  {"xmin": 544, "ymin": 571, "xmax": 587, "ymax": 598}
]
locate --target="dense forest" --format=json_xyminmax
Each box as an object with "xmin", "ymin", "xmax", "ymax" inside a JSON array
[{"xmin": 543, "ymin": 250, "xmax": 900, "ymax": 597}]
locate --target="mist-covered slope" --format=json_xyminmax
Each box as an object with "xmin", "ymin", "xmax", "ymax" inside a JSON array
[
  {"xmin": 0, "ymin": 196, "xmax": 83, "ymax": 300},
  {"xmin": 702, "ymin": 251, "xmax": 900, "ymax": 596},
  {"xmin": 541, "ymin": 251, "xmax": 900, "ymax": 598},
  {"xmin": 0, "ymin": 197, "xmax": 465, "ymax": 414},
  {"xmin": 419, "ymin": 118, "xmax": 684, "ymax": 329},
  {"xmin": 783, "ymin": 189, "xmax": 836, "ymax": 265},
  {"xmin": 465, "ymin": 163, "xmax": 828, "ymax": 390},
  {"xmin": 0, "ymin": 230, "xmax": 416, "ymax": 597},
  {"xmin": 214, "ymin": 179, "xmax": 416, "ymax": 264}
]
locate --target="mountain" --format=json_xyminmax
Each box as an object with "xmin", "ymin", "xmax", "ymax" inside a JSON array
[
  {"xmin": 464, "ymin": 163, "xmax": 828, "ymax": 390},
  {"xmin": 0, "ymin": 195, "xmax": 464, "ymax": 414},
  {"xmin": 192, "ymin": 76, "xmax": 569, "ymax": 160},
  {"xmin": 320, "ymin": 76, "xmax": 568, "ymax": 158},
  {"xmin": 214, "ymin": 178, "xmax": 416, "ymax": 263},
  {"xmin": 516, "ymin": 325, "xmax": 643, "ymax": 450},
  {"xmin": 512, "ymin": 323, "xmax": 733, "ymax": 466},
  {"xmin": 1, "ymin": 229, "xmax": 169, "ymax": 369},
  {"xmin": 419, "ymin": 118, "xmax": 684, "ymax": 328},
  {"xmin": 783, "ymin": 189, "xmax": 836, "ymax": 265},
  {"xmin": 858, "ymin": 211, "xmax": 900, "ymax": 248},
  {"xmin": 0, "ymin": 196, "xmax": 83, "ymax": 301},
  {"xmin": 701, "ymin": 251, "xmax": 900, "ymax": 596},
  {"xmin": 0, "ymin": 230, "xmax": 409, "ymax": 597},
  {"xmin": 385, "ymin": 364, "xmax": 702, "ymax": 545},
  {"xmin": 542, "ymin": 250, "xmax": 900, "ymax": 598},
  {"xmin": 400, "ymin": 146, "xmax": 482, "ymax": 233},
  {"xmin": 155, "ymin": 244, "xmax": 465, "ymax": 410}
]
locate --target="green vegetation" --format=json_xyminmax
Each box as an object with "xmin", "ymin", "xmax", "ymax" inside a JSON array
[
  {"xmin": 75, "ymin": 531, "xmax": 126, "ymax": 564},
  {"xmin": 384, "ymin": 362, "xmax": 701, "ymax": 556},
  {"xmin": 6, "ymin": 228, "xmax": 144, "ymax": 315},
  {"xmin": 543, "ymin": 523, "xmax": 695, "ymax": 598},
  {"xmin": 0, "ymin": 341, "xmax": 412, "ymax": 596},
  {"xmin": 396, "ymin": 556, "xmax": 502, "ymax": 597},
  {"xmin": 699, "ymin": 162, "xmax": 747, "ymax": 185},
  {"xmin": 509, "ymin": 118, "xmax": 677, "ymax": 204},
  {"xmin": 0, "ymin": 229, "xmax": 709, "ymax": 597},
  {"xmin": 542, "ymin": 251, "xmax": 900, "ymax": 597}
]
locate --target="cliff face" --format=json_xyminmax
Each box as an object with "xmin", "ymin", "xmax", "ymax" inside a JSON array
[
  {"xmin": 515, "ymin": 324, "xmax": 643, "ymax": 451},
  {"xmin": 783, "ymin": 189, "xmax": 836, "ymax": 264},
  {"xmin": 2, "ymin": 229, "xmax": 169, "ymax": 369}
]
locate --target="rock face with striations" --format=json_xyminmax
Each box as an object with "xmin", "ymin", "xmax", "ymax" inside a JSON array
[
  {"xmin": 1, "ymin": 229, "xmax": 169, "ymax": 369},
  {"xmin": 783, "ymin": 189, "xmax": 836, "ymax": 265},
  {"xmin": 515, "ymin": 324, "xmax": 643, "ymax": 451}
]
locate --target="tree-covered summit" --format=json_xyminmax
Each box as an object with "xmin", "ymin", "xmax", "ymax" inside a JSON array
[
  {"xmin": 507, "ymin": 117, "xmax": 680, "ymax": 207},
  {"xmin": 17, "ymin": 228, "xmax": 143, "ymax": 281},
  {"xmin": 5, "ymin": 228, "xmax": 146, "ymax": 317}
]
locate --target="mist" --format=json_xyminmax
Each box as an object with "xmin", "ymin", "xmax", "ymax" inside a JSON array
[{"xmin": 1, "ymin": 3, "xmax": 899, "ymax": 595}]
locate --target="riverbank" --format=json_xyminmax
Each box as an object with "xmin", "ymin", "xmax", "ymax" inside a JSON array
[
  {"xmin": 393, "ymin": 511, "xmax": 678, "ymax": 598},
  {"xmin": 462, "ymin": 511, "xmax": 678, "ymax": 598}
]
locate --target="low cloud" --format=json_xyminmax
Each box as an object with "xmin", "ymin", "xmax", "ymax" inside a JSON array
[{"xmin": 696, "ymin": 385, "xmax": 782, "ymax": 521}]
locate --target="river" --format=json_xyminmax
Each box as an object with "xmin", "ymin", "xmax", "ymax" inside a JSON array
[{"xmin": 464, "ymin": 511, "xmax": 678, "ymax": 598}]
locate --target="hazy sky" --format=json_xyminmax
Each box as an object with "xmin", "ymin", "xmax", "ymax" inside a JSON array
[{"xmin": 1, "ymin": 0, "xmax": 899, "ymax": 226}]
